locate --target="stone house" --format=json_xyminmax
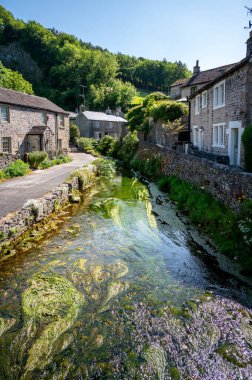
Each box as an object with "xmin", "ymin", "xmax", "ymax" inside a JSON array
[
  {"xmin": 170, "ymin": 61, "xmax": 237, "ymax": 101},
  {"xmin": 0, "ymin": 87, "xmax": 69, "ymax": 157},
  {"xmin": 74, "ymin": 107, "xmax": 127, "ymax": 139},
  {"xmin": 189, "ymin": 32, "xmax": 252, "ymax": 167}
]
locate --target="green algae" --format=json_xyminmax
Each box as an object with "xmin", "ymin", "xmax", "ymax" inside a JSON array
[
  {"xmin": 0, "ymin": 316, "xmax": 16, "ymax": 337},
  {"xmin": 142, "ymin": 344, "xmax": 167, "ymax": 380},
  {"xmin": 216, "ymin": 343, "xmax": 249, "ymax": 368},
  {"xmin": 98, "ymin": 280, "xmax": 129, "ymax": 313},
  {"xmin": 20, "ymin": 272, "xmax": 85, "ymax": 375}
]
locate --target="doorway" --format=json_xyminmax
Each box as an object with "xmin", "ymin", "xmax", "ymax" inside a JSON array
[
  {"xmin": 27, "ymin": 135, "xmax": 42, "ymax": 152},
  {"xmin": 230, "ymin": 128, "xmax": 239, "ymax": 166}
]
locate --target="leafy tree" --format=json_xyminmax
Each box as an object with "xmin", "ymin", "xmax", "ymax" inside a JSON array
[
  {"xmin": 0, "ymin": 62, "xmax": 33, "ymax": 93},
  {"xmin": 70, "ymin": 123, "xmax": 80, "ymax": 143}
]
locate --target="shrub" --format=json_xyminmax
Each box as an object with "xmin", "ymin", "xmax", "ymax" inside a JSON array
[
  {"xmin": 68, "ymin": 168, "xmax": 93, "ymax": 190},
  {"xmin": 78, "ymin": 138, "xmax": 96, "ymax": 153},
  {"xmin": 39, "ymin": 159, "xmax": 52, "ymax": 169},
  {"xmin": 117, "ymin": 131, "xmax": 139, "ymax": 162},
  {"xmin": 242, "ymin": 125, "xmax": 252, "ymax": 172},
  {"xmin": 108, "ymin": 139, "xmax": 119, "ymax": 158},
  {"xmin": 150, "ymin": 100, "xmax": 188, "ymax": 122},
  {"xmin": 4, "ymin": 159, "xmax": 30, "ymax": 177},
  {"xmin": 0, "ymin": 170, "xmax": 5, "ymax": 180},
  {"xmin": 70, "ymin": 123, "xmax": 80, "ymax": 143},
  {"xmin": 28, "ymin": 151, "xmax": 48, "ymax": 169},
  {"xmin": 93, "ymin": 158, "xmax": 116, "ymax": 179},
  {"xmin": 131, "ymin": 154, "xmax": 162, "ymax": 180},
  {"xmin": 96, "ymin": 136, "xmax": 114, "ymax": 155}
]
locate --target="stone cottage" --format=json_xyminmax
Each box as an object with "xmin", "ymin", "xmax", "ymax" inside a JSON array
[
  {"xmin": 170, "ymin": 61, "xmax": 237, "ymax": 101},
  {"xmin": 0, "ymin": 87, "xmax": 69, "ymax": 157},
  {"xmin": 189, "ymin": 32, "xmax": 252, "ymax": 167},
  {"xmin": 74, "ymin": 107, "xmax": 127, "ymax": 139}
]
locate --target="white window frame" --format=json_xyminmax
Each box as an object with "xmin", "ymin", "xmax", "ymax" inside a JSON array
[
  {"xmin": 213, "ymin": 80, "xmax": 225, "ymax": 110},
  {"xmin": 202, "ymin": 91, "xmax": 208, "ymax": 108},
  {"xmin": 192, "ymin": 126, "xmax": 198, "ymax": 146},
  {"xmin": 2, "ymin": 137, "xmax": 11, "ymax": 153},
  {"xmin": 195, "ymin": 95, "xmax": 200, "ymax": 115},
  {"xmin": 0, "ymin": 105, "xmax": 9, "ymax": 123},
  {"xmin": 42, "ymin": 111, "xmax": 47, "ymax": 125},
  {"xmin": 212, "ymin": 123, "xmax": 225, "ymax": 148},
  {"xmin": 59, "ymin": 114, "xmax": 64, "ymax": 128}
]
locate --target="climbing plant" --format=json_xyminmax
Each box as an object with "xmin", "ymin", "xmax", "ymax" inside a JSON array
[{"xmin": 242, "ymin": 125, "xmax": 252, "ymax": 172}]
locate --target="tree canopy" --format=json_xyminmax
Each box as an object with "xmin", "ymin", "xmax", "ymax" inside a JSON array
[
  {"xmin": 0, "ymin": 5, "xmax": 191, "ymax": 112},
  {"xmin": 0, "ymin": 61, "xmax": 33, "ymax": 94}
]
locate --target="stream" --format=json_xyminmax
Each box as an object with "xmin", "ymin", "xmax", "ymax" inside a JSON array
[{"xmin": 0, "ymin": 173, "xmax": 252, "ymax": 379}]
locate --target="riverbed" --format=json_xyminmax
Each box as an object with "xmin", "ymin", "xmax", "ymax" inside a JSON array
[{"xmin": 0, "ymin": 173, "xmax": 252, "ymax": 379}]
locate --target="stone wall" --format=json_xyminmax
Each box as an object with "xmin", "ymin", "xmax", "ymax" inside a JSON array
[
  {"xmin": 137, "ymin": 142, "xmax": 252, "ymax": 211},
  {"xmin": 0, "ymin": 176, "xmax": 79, "ymax": 255},
  {"xmin": 0, "ymin": 153, "xmax": 20, "ymax": 170}
]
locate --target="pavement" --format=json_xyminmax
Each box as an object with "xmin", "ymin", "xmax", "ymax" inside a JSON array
[{"xmin": 0, "ymin": 152, "xmax": 95, "ymax": 219}]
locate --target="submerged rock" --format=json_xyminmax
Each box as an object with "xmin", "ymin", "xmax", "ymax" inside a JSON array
[
  {"xmin": 142, "ymin": 344, "xmax": 167, "ymax": 380},
  {"xmin": 0, "ymin": 317, "xmax": 16, "ymax": 337},
  {"xmin": 98, "ymin": 280, "xmax": 129, "ymax": 313},
  {"xmin": 21, "ymin": 272, "xmax": 85, "ymax": 375}
]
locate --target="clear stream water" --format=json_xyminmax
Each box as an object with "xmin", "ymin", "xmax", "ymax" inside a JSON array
[{"xmin": 0, "ymin": 174, "xmax": 252, "ymax": 379}]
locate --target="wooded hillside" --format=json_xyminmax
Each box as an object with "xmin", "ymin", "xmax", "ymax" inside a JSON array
[{"xmin": 0, "ymin": 6, "xmax": 191, "ymax": 111}]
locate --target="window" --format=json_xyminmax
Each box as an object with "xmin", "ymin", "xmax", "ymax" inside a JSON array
[
  {"xmin": 193, "ymin": 126, "xmax": 198, "ymax": 146},
  {"xmin": 191, "ymin": 86, "xmax": 197, "ymax": 95},
  {"xmin": 213, "ymin": 123, "xmax": 225, "ymax": 147},
  {"xmin": 213, "ymin": 81, "xmax": 225, "ymax": 109},
  {"xmin": 42, "ymin": 112, "xmax": 47, "ymax": 125},
  {"xmin": 59, "ymin": 115, "xmax": 64, "ymax": 127},
  {"xmin": 202, "ymin": 91, "xmax": 208, "ymax": 108},
  {"xmin": 195, "ymin": 95, "xmax": 200, "ymax": 115},
  {"xmin": 2, "ymin": 137, "xmax": 11, "ymax": 153},
  {"xmin": 0, "ymin": 105, "xmax": 9, "ymax": 122}
]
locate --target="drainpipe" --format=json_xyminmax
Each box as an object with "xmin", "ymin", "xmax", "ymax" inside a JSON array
[{"xmin": 187, "ymin": 96, "xmax": 191, "ymax": 142}]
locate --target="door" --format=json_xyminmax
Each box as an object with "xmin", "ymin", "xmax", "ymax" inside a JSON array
[
  {"xmin": 198, "ymin": 130, "xmax": 204, "ymax": 150},
  {"xmin": 230, "ymin": 128, "xmax": 239, "ymax": 166},
  {"xmin": 27, "ymin": 135, "xmax": 42, "ymax": 152}
]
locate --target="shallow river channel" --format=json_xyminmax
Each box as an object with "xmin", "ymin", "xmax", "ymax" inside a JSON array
[{"xmin": 0, "ymin": 173, "xmax": 252, "ymax": 379}]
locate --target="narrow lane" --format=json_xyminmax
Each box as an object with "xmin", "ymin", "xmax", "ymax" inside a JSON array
[{"xmin": 0, "ymin": 152, "xmax": 95, "ymax": 218}]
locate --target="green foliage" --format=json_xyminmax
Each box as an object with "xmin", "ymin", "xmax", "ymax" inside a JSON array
[
  {"xmin": 68, "ymin": 168, "xmax": 93, "ymax": 190},
  {"xmin": 69, "ymin": 123, "xmax": 80, "ymax": 143},
  {"xmin": 0, "ymin": 5, "xmax": 191, "ymax": 111},
  {"xmin": 39, "ymin": 159, "xmax": 52, "ymax": 169},
  {"xmin": 242, "ymin": 125, "xmax": 252, "ymax": 172},
  {"xmin": 28, "ymin": 151, "xmax": 48, "ymax": 169},
  {"xmin": 0, "ymin": 62, "xmax": 33, "ymax": 94},
  {"xmin": 117, "ymin": 131, "xmax": 139, "ymax": 162},
  {"xmin": 150, "ymin": 100, "xmax": 188, "ymax": 122},
  {"xmin": 93, "ymin": 158, "xmax": 116, "ymax": 179},
  {"xmin": 0, "ymin": 170, "xmax": 4, "ymax": 180},
  {"xmin": 96, "ymin": 136, "xmax": 114, "ymax": 155},
  {"xmin": 4, "ymin": 159, "xmax": 30, "ymax": 177},
  {"xmin": 107, "ymin": 139, "xmax": 120, "ymax": 158},
  {"xmin": 77, "ymin": 137, "xmax": 99, "ymax": 156},
  {"xmin": 131, "ymin": 154, "xmax": 162, "ymax": 180}
]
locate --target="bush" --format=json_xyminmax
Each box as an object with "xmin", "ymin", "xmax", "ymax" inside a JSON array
[
  {"xmin": 117, "ymin": 131, "xmax": 139, "ymax": 162},
  {"xmin": 70, "ymin": 123, "xmax": 80, "ymax": 143},
  {"xmin": 29, "ymin": 151, "xmax": 48, "ymax": 169},
  {"xmin": 242, "ymin": 126, "xmax": 252, "ymax": 172},
  {"xmin": 0, "ymin": 170, "xmax": 5, "ymax": 180},
  {"xmin": 131, "ymin": 154, "xmax": 162, "ymax": 180},
  {"xmin": 96, "ymin": 136, "xmax": 114, "ymax": 155},
  {"xmin": 150, "ymin": 100, "xmax": 188, "ymax": 122},
  {"xmin": 108, "ymin": 139, "xmax": 119, "ymax": 158},
  {"xmin": 93, "ymin": 158, "xmax": 116, "ymax": 179},
  {"xmin": 4, "ymin": 159, "xmax": 30, "ymax": 177},
  {"xmin": 78, "ymin": 138, "xmax": 96, "ymax": 153},
  {"xmin": 39, "ymin": 159, "xmax": 53, "ymax": 169},
  {"xmin": 68, "ymin": 168, "xmax": 93, "ymax": 190}
]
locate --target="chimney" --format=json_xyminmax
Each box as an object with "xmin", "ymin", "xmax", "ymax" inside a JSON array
[
  {"xmin": 105, "ymin": 106, "xmax": 112, "ymax": 115},
  {"xmin": 79, "ymin": 104, "xmax": 85, "ymax": 113},
  {"xmin": 193, "ymin": 60, "xmax": 200, "ymax": 76},
  {"xmin": 115, "ymin": 106, "xmax": 122, "ymax": 117},
  {"xmin": 246, "ymin": 31, "xmax": 252, "ymax": 57}
]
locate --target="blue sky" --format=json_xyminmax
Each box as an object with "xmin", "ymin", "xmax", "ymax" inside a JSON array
[{"xmin": 1, "ymin": 0, "xmax": 250, "ymax": 71}]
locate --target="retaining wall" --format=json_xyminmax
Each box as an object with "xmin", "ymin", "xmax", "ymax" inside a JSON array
[
  {"xmin": 137, "ymin": 142, "xmax": 252, "ymax": 211},
  {"xmin": 0, "ymin": 177, "xmax": 79, "ymax": 254},
  {"xmin": 0, "ymin": 153, "xmax": 20, "ymax": 170}
]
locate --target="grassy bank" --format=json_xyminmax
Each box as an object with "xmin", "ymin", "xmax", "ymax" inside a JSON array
[{"xmin": 130, "ymin": 153, "xmax": 252, "ymax": 276}]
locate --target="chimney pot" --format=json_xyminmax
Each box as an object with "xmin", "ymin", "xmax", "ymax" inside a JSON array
[{"xmin": 193, "ymin": 60, "xmax": 200, "ymax": 76}]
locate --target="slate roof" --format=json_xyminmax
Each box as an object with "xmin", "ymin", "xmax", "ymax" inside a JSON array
[
  {"xmin": 184, "ymin": 63, "xmax": 238, "ymax": 87},
  {"xmin": 0, "ymin": 87, "xmax": 68, "ymax": 114},
  {"xmin": 83, "ymin": 111, "xmax": 127, "ymax": 123},
  {"xmin": 170, "ymin": 78, "xmax": 189, "ymax": 87},
  {"xmin": 189, "ymin": 57, "xmax": 249, "ymax": 99}
]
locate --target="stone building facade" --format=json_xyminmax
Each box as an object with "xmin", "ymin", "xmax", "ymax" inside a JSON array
[
  {"xmin": 189, "ymin": 32, "xmax": 252, "ymax": 168},
  {"xmin": 74, "ymin": 108, "xmax": 127, "ymax": 139},
  {"xmin": 0, "ymin": 87, "xmax": 69, "ymax": 158}
]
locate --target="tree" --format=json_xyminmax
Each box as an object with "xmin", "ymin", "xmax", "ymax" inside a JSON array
[{"xmin": 0, "ymin": 62, "xmax": 33, "ymax": 94}]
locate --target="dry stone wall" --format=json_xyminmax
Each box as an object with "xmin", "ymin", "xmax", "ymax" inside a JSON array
[
  {"xmin": 138, "ymin": 142, "xmax": 252, "ymax": 212},
  {"xmin": 0, "ymin": 153, "xmax": 20, "ymax": 169}
]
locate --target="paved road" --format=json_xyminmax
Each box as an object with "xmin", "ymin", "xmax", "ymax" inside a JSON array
[{"xmin": 0, "ymin": 152, "xmax": 95, "ymax": 219}]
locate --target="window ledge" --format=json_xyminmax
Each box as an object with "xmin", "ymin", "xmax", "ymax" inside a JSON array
[
  {"xmin": 212, "ymin": 144, "xmax": 225, "ymax": 148},
  {"xmin": 213, "ymin": 104, "xmax": 225, "ymax": 110}
]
